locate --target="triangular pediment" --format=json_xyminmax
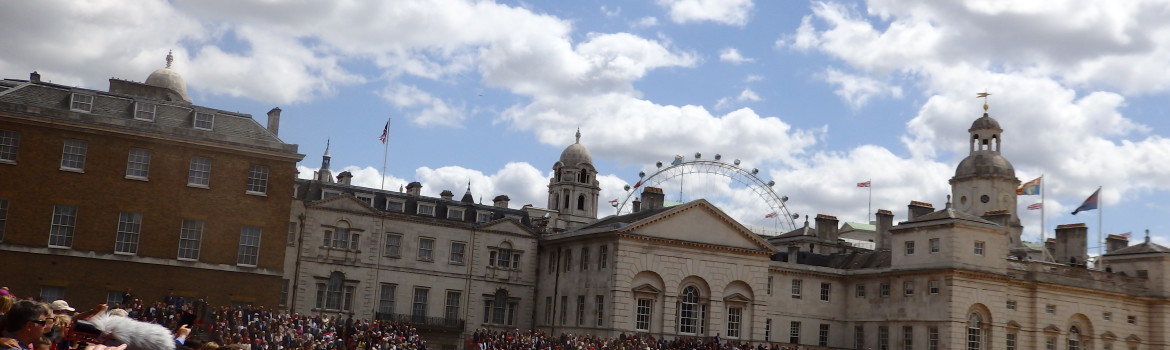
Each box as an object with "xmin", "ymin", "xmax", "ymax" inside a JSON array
[
  {"xmin": 478, "ymin": 218, "xmax": 537, "ymax": 236},
  {"xmin": 618, "ymin": 200, "xmax": 777, "ymax": 252},
  {"xmin": 1126, "ymin": 334, "xmax": 1142, "ymax": 342},
  {"xmin": 309, "ymin": 195, "xmax": 379, "ymax": 215},
  {"xmin": 1005, "ymin": 321, "xmax": 1022, "ymax": 329},
  {"xmin": 632, "ymin": 283, "xmax": 662, "ymax": 294},
  {"xmin": 1043, "ymin": 324, "xmax": 1061, "ymax": 333},
  {"xmin": 1100, "ymin": 331, "xmax": 1117, "ymax": 340},
  {"xmin": 723, "ymin": 293, "xmax": 752, "ymax": 302}
]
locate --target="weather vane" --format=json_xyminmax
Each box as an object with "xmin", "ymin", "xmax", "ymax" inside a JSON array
[{"xmin": 976, "ymin": 90, "xmax": 991, "ymax": 112}]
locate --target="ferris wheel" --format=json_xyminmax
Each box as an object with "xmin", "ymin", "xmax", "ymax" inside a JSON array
[{"xmin": 615, "ymin": 153, "xmax": 799, "ymax": 233}]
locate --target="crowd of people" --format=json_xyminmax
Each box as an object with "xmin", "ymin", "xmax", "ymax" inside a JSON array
[{"xmin": 468, "ymin": 329, "xmax": 805, "ymax": 350}]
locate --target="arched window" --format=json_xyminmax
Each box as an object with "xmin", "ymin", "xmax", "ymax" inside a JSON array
[
  {"xmin": 578, "ymin": 171, "xmax": 587, "ymax": 183},
  {"xmin": 1068, "ymin": 326, "xmax": 1081, "ymax": 350},
  {"xmin": 967, "ymin": 313, "xmax": 982, "ymax": 350},
  {"xmin": 679, "ymin": 286, "xmax": 700, "ymax": 333},
  {"xmin": 326, "ymin": 271, "xmax": 344, "ymax": 310},
  {"xmin": 563, "ymin": 190, "xmax": 570, "ymax": 209},
  {"xmin": 553, "ymin": 193, "xmax": 559, "ymax": 209},
  {"xmin": 577, "ymin": 195, "xmax": 586, "ymax": 210}
]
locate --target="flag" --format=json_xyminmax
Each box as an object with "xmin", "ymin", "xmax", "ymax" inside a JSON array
[
  {"xmin": 1027, "ymin": 203, "xmax": 1042, "ymax": 210},
  {"xmin": 1071, "ymin": 188, "xmax": 1100, "ymax": 215},
  {"xmin": 671, "ymin": 155, "xmax": 684, "ymax": 166},
  {"xmin": 633, "ymin": 180, "xmax": 642, "ymax": 189},
  {"xmin": 765, "ymin": 212, "xmax": 778, "ymax": 218},
  {"xmin": 1118, "ymin": 232, "xmax": 1132, "ymax": 238},
  {"xmin": 1016, "ymin": 176, "xmax": 1041, "ymax": 195},
  {"xmin": 857, "ymin": 181, "xmax": 871, "ymax": 188},
  {"xmin": 378, "ymin": 121, "xmax": 389, "ymax": 143},
  {"xmin": 608, "ymin": 199, "xmax": 619, "ymax": 207}
]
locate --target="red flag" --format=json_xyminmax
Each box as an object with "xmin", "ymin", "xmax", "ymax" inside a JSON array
[
  {"xmin": 764, "ymin": 212, "xmax": 778, "ymax": 218},
  {"xmin": 379, "ymin": 121, "xmax": 389, "ymax": 143},
  {"xmin": 608, "ymin": 199, "xmax": 619, "ymax": 207},
  {"xmin": 857, "ymin": 181, "xmax": 871, "ymax": 188},
  {"xmin": 1027, "ymin": 203, "xmax": 1042, "ymax": 210}
]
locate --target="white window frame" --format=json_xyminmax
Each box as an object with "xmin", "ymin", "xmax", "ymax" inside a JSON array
[
  {"xmin": 974, "ymin": 241, "xmax": 985, "ymax": 255},
  {"xmin": 378, "ymin": 283, "xmax": 396, "ymax": 315},
  {"xmin": 49, "ymin": 204, "xmax": 77, "ymax": 248},
  {"xmin": 193, "ymin": 111, "xmax": 214, "ymax": 130},
  {"xmin": 635, "ymin": 298, "xmax": 653, "ymax": 331},
  {"xmin": 187, "ymin": 157, "xmax": 211, "ymax": 188},
  {"xmin": 411, "ymin": 287, "xmax": 429, "ymax": 319},
  {"xmin": 856, "ymin": 284, "xmax": 866, "ymax": 298},
  {"xmin": 820, "ymin": 282, "xmax": 831, "ymax": 302},
  {"xmin": 125, "ymin": 148, "xmax": 151, "ymax": 180},
  {"xmin": 0, "ymin": 130, "xmax": 19, "ymax": 164},
  {"xmin": 322, "ymin": 190, "xmax": 341, "ymax": 200},
  {"xmin": 447, "ymin": 207, "xmax": 465, "ymax": 220},
  {"xmin": 904, "ymin": 281, "xmax": 915, "ymax": 296},
  {"xmin": 726, "ymin": 306, "xmax": 742, "ymax": 338},
  {"xmin": 178, "ymin": 219, "xmax": 203, "ymax": 261},
  {"xmin": 450, "ymin": 241, "xmax": 466, "ymax": 264},
  {"xmin": 417, "ymin": 202, "xmax": 436, "ymax": 216},
  {"xmin": 246, "ymin": 165, "xmax": 269, "ymax": 195},
  {"xmin": 476, "ymin": 211, "xmax": 493, "ymax": 223},
  {"xmin": 386, "ymin": 199, "xmax": 405, "ymax": 212},
  {"xmin": 791, "ymin": 279, "xmax": 802, "ymax": 299},
  {"xmin": 929, "ymin": 280, "xmax": 940, "ymax": 294},
  {"xmin": 595, "ymin": 295, "xmax": 605, "ymax": 327},
  {"xmin": 930, "ymin": 238, "xmax": 940, "ymax": 253},
  {"xmin": 356, "ymin": 193, "xmax": 374, "ymax": 206},
  {"xmin": 905, "ymin": 240, "xmax": 915, "ymax": 255},
  {"xmin": 418, "ymin": 237, "xmax": 435, "ymax": 261},
  {"xmin": 384, "ymin": 233, "xmax": 402, "ymax": 258},
  {"xmin": 134, "ymin": 102, "xmax": 157, "ymax": 121},
  {"xmin": 60, "ymin": 139, "xmax": 87, "ymax": 172},
  {"xmin": 237, "ymin": 226, "xmax": 262, "ymax": 266},
  {"xmin": 114, "ymin": 212, "xmax": 142, "ymax": 254},
  {"xmin": 70, "ymin": 93, "xmax": 94, "ymax": 112}
]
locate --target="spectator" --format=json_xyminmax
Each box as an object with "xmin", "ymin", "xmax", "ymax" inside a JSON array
[{"xmin": 0, "ymin": 300, "xmax": 50, "ymax": 350}]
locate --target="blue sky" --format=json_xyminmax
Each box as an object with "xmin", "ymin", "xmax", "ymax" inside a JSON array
[{"xmin": 3, "ymin": 0, "xmax": 1169, "ymax": 247}]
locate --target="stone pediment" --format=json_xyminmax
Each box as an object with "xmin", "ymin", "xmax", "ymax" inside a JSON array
[
  {"xmin": 1042, "ymin": 324, "xmax": 1061, "ymax": 333},
  {"xmin": 632, "ymin": 283, "xmax": 663, "ymax": 294},
  {"xmin": 1100, "ymin": 331, "xmax": 1117, "ymax": 340},
  {"xmin": 1126, "ymin": 334, "xmax": 1142, "ymax": 343},
  {"xmin": 617, "ymin": 199, "xmax": 777, "ymax": 252},
  {"xmin": 1005, "ymin": 321, "xmax": 1021, "ymax": 329},
  {"xmin": 723, "ymin": 293, "xmax": 752, "ymax": 303},
  {"xmin": 478, "ymin": 218, "xmax": 538, "ymax": 236},
  {"xmin": 309, "ymin": 195, "xmax": 379, "ymax": 215}
]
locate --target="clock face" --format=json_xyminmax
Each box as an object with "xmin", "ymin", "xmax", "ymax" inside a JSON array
[{"xmin": 980, "ymin": 195, "xmax": 990, "ymax": 203}]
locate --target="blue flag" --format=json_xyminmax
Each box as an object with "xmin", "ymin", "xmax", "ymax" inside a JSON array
[{"xmin": 1071, "ymin": 188, "xmax": 1100, "ymax": 215}]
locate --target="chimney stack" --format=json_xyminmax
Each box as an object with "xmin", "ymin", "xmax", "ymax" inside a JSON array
[
  {"xmin": 642, "ymin": 187, "xmax": 665, "ymax": 211},
  {"xmin": 440, "ymin": 190, "xmax": 455, "ymax": 200},
  {"xmin": 493, "ymin": 195, "xmax": 511, "ymax": 208},
  {"xmin": 632, "ymin": 198, "xmax": 642, "ymax": 213},
  {"xmin": 406, "ymin": 182, "xmax": 422, "ymax": 196},
  {"xmin": 1105, "ymin": 234, "xmax": 1130, "ymax": 254},
  {"xmin": 908, "ymin": 201, "xmax": 934, "ymax": 221},
  {"xmin": 267, "ymin": 107, "xmax": 281, "ymax": 137},
  {"xmin": 875, "ymin": 209, "xmax": 894, "ymax": 251},
  {"xmin": 29, "ymin": 71, "xmax": 41, "ymax": 83},
  {"xmin": 787, "ymin": 245, "xmax": 800, "ymax": 264},
  {"xmin": 336, "ymin": 171, "xmax": 353, "ymax": 185},
  {"xmin": 814, "ymin": 214, "xmax": 840, "ymax": 243},
  {"xmin": 1054, "ymin": 223, "xmax": 1089, "ymax": 267}
]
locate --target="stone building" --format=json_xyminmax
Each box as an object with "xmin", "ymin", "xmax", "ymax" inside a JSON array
[{"xmin": 0, "ymin": 53, "xmax": 302, "ymax": 307}]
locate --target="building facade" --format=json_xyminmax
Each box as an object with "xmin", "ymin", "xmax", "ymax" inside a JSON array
[{"xmin": 0, "ymin": 54, "xmax": 302, "ymax": 308}]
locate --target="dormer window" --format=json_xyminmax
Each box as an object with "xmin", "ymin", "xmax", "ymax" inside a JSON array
[
  {"xmin": 71, "ymin": 93, "xmax": 94, "ymax": 112},
  {"xmin": 417, "ymin": 202, "xmax": 435, "ymax": 216},
  {"xmin": 355, "ymin": 194, "xmax": 373, "ymax": 206},
  {"xmin": 447, "ymin": 207, "xmax": 465, "ymax": 220},
  {"xmin": 477, "ymin": 211, "xmax": 493, "ymax": 223},
  {"xmin": 193, "ymin": 112, "xmax": 214, "ymax": 130},
  {"xmin": 386, "ymin": 199, "xmax": 405, "ymax": 212},
  {"xmin": 134, "ymin": 102, "xmax": 157, "ymax": 121},
  {"xmin": 322, "ymin": 190, "xmax": 341, "ymax": 200}
]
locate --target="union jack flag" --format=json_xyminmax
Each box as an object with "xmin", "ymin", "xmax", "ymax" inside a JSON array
[
  {"xmin": 1027, "ymin": 203, "xmax": 1042, "ymax": 210},
  {"xmin": 379, "ymin": 121, "xmax": 389, "ymax": 143}
]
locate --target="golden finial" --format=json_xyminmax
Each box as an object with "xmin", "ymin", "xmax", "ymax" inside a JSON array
[{"xmin": 976, "ymin": 91, "xmax": 991, "ymax": 112}]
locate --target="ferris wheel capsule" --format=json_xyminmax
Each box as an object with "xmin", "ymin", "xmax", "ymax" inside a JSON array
[
  {"xmin": 694, "ymin": 152, "xmax": 701, "ymax": 159},
  {"xmin": 656, "ymin": 161, "xmax": 662, "ymax": 168},
  {"xmin": 715, "ymin": 154, "xmax": 722, "ymax": 161},
  {"xmin": 624, "ymin": 185, "xmax": 631, "ymax": 191}
]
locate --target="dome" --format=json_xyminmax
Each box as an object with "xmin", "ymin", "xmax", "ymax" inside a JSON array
[
  {"xmin": 954, "ymin": 152, "xmax": 1016, "ymax": 179},
  {"xmin": 145, "ymin": 51, "xmax": 192, "ymax": 103},
  {"xmin": 969, "ymin": 114, "xmax": 1002, "ymax": 131},
  {"xmin": 558, "ymin": 130, "xmax": 593, "ymax": 166}
]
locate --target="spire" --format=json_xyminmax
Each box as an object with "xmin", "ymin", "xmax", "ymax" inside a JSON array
[
  {"xmin": 460, "ymin": 180, "xmax": 475, "ymax": 203},
  {"xmin": 324, "ymin": 138, "xmax": 332, "ymax": 157},
  {"xmin": 1146, "ymin": 229, "xmax": 1151, "ymax": 243},
  {"xmin": 575, "ymin": 128, "xmax": 581, "ymax": 144},
  {"xmin": 165, "ymin": 50, "xmax": 174, "ymax": 69},
  {"xmin": 316, "ymin": 139, "xmax": 333, "ymax": 183}
]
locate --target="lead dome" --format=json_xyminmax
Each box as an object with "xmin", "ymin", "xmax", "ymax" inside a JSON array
[
  {"xmin": 145, "ymin": 50, "xmax": 192, "ymax": 103},
  {"xmin": 558, "ymin": 130, "xmax": 593, "ymax": 166}
]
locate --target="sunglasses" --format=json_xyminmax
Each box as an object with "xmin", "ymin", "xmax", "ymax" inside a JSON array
[{"xmin": 30, "ymin": 319, "xmax": 49, "ymax": 325}]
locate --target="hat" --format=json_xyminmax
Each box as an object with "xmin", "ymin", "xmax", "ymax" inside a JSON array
[{"xmin": 50, "ymin": 300, "xmax": 76, "ymax": 312}]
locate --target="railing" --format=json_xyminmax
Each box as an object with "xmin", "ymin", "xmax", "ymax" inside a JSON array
[{"xmin": 375, "ymin": 312, "xmax": 465, "ymax": 332}]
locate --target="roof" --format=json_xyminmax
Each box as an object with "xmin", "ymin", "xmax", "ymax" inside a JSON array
[
  {"xmin": 841, "ymin": 222, "xmax": 876, "ymax": 231},
  {"xmin": 1105, "ymin": 240, "xmax": 1170, "ymax": 256},
  {"xmin": 969, "ymin": 114, "xmax": 1002, "ymax": 131},
  {"xmin": 896, "ymin": 205, "xmax": 1000, "ymax": 229}
]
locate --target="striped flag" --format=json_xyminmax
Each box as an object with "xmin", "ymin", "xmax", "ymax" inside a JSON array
[
  {"xmin": 765, "ymin": 212, "xmax": 778, "ymax": 218},
  {"xmin": 1027, "ymin": 203, "xmax": 1042, "ymax": 210},
  {"xmin": 857, "ymin": 181, "xmax": 871, "ymax": 188},
  {"xmin": 379, "ymin": 121, "xmax": 389, "ymax": 143}
]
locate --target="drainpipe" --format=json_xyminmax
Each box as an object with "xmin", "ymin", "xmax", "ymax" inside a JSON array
[{"xmin": 291, "ymin": 211, "xmax": 306, "ymax": 312}]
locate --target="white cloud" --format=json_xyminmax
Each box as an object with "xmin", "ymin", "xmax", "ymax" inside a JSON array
[
  {"xmin": 657, "ymin": 0, "xmax": 754, "ymax": 27},
  {"xmin": 823, "ymin": 68, "xmax": 903, "ymax": 109},
  {"xmin": 744, "ymin": 74, "xmax": 764, "ymax": 83},
  {"xmin": 714, "ymin": 88, "xmax": 762, "ymax": 110},
  {"xmin": 377, "ymin": 84, "xmax": 466, "ymax": 127},
  {"xmin": 633, "ymin": 17, "xmax": 660, "ymax": 28},
  {"xmin": 719, "ymin": 48, "xmax": 754, "ymax": 64},
  {"xmin": 601, "ymin": 5, "xmax": 621, "ymax": 17}
]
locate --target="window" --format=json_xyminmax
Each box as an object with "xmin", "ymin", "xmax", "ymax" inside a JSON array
[
  {"xmin": 635, "ymin": 298, "xmax": 652, "ymax": 331},
  {"xmin": 476, "ymin": 211, "xmax": 493, "ymax": 223},
  {"xmin": 1006, "ymin": 300, "xmax": 1016, "ymax": 310},
  {"xmin": 599, "ymin": 245, "xmax": 608, "ymax": 268},
  {"xmin": 1103, "ymin": 312, "xmax": 1112, "ymax": 321},
  {"xmin": 820, "ymin": 283, "xmax": 831, "ymax": 301},
  {"xmin": 40, "ymin": 286, "xmax": 64, "ymax": 302},
  {"xmin": 322, "ymin": 190, "xmax": 340, "ymax": 200},
  {"xmin": 576, "ymin": 295, "xmax": 585, "ymax": 325},
  {"xmin": 903, "ymin": 326, "xmax": 913, "ymax": 350},
  {"xmin": 187, "ymin": 157, "xmax": 211, "ymax": 187},
  {"xmin": 726, "ymin": 307, "xmax": 742, "ymax": 338},
  {"xmin": 0, "ymin": 130, "xmax": 19, "ymax": 163},
  {"xmin": 286, "ymin": 222, "xmax": 297, "ymax": 246},
  {"xmin": 450, "ymin": 241, "xmax": 466, "ymax": 264},
  {"xmin": 60, "ymin": 139, "xmax": 87, "ymax": 171},
  {"xmin": 545, "ymin": 297, "xmax": 554, "ymax": 325},
  {"xmin": 418, "ymin": 237, "xmax": 435, "ymax": 261},
  {"xmin": 564, "ymin": 250, "xmax": 572, "ymax": 272},
  {"xmin": 356, "ymin": 194, "xmax": 373, "ymax": 206},
  {"xmin": 929, "ymin": 238, "xmax": 940, "ymax": 253},
  {"xmin": 791, "ymin": 279, "xmax": 803, "ymax": 299},
  {"xmin": 237, "ymin": 226, "xmax": 261, "ymax": 266},
  {"xmin": 279, "ymin": 279, "xmax": 290, "ymax": 308},
  {"xmin": 974, "ymin": 241, "xmax": 985, "ymax": 255},
  {"xmin": 490, "ymin": 246, "xmax": 518, "ymax": 268},
  {"xmin": 790, "ymin": 321, "xmax": 801, "ymax": 344},
  {"xmin": 880, "ymin": 283, "xmax": 890, "ymax": 297},
  {"xmin": 246, "ymin": 165, "xmax": 269, "ymax": 194},
  {"xmin": 560, "ymin": 296, "xmax": 568, "ymax": 324},
  {"xmin": 411, "ymin": 287, "xmax": 429, "ymax": 321},
  {"xmin": 878, "ymin": 326, "xmax": 889, "ymax": 350},
  {"xmin": 1127, "ymin": 315, "xmax": 1136, "ymax": 325},
  {"xmin": 967, "ymin": 314, "xmax": 982, "ymax": 350},
  {"xmin": 929, "ymin": 280, "xmax": 940, "ymax": 294},
  {"xmin": 71, "ymin": 93, "xmax": 94, "ymax": 112},
  {"xmin": 417, "ymin": 203, "xmax": 436, "ymax": 216},
  {"xmin": 316, "ymin": 272, "xmax": 353, "ymax": 311},
  {"xmin": 548, "ymin": 253, "xmax": 557, "ymax": 274},
  {"xmin": 0, "ymin": 198, "xmax": 8, "ymax": 241},
  {"xmin": 378, "ymin": 283, "xmax": 396, "ymax": 314},
  {"xmin": 856, "ymin": 284, "xmax": 866, "ymax": 298},
  {"xmin": 928, "ymin": 327, "xmax": 938, "ymax": 350},
  {"xmin": 1045, "ymin": 337, "xmax": 1056, "ymax": 350},
  {"xmin": 174, "ymin": 219, "xmax": 203, "ymax": 260},
  {"xmin": 1068, "ymin": 326, "xmax": 1081, "ymax": 350},
  {"xmin": 384, "ymin": 233, "xmax": 402, "ymax": 257},
  {"xmin": 1006, "ymin": 332, "xmax": 1016, "ymax": 350},
  {"xmin": 447, "ymin": 207, "xmax": 464, "ymax": 220},
  {"xmin": 1045, "ymin": 304, "xmax": 1055, "ymax": 314},
  {"xmin": 125, "ymin": 148, "xmax": 151, "ymax": 179},
  {"xmin": 854, "ymin": 326, "xmax": 864, "ymax": 350},
  {"xmin": 106, "ymin": 291, "xmax": 125, "ymax": 307},
  {"xmin": 194, "ymin": 112, "xmax": 214, "ymax": 130},
  {"xmin": 819, "ymin": 324, "xmax": 830, "ymax": 347},
  {"xmin": 679, "ymin": 286, "xmax": 700, "ymax": 333},
  {"xmin": 49, "ymin": 204, "xmax": 77, "ymax": 247},
  {"xmin": 581, "ymin": 247, "xmax": 590, "ymax": 270},
  {"xmin": 445, "ymin": 290, "xmax": 461, "ymax": 321},
  {"xmin": 904, "ymin": 281, "xmax": 914, "ymax": 296},
  {"xmin": 134, "ymin": 102, "xmax": 156, "ymax": 121},
  {"xmin": 1136, "ymin": 269, "xmax": 1149, "ymax": 278},
  {"xmin": 595, "ymin": 295, "xmax": 605, "ymax": 327},
  {"xmin": 905, "ymin": 240, "xmax": 915, "ymax": 255},
  {"xmin": 766, "ymin": 319, "xmax": 773, "ymax": 342},
  {"xmin": 386, "ymin": 199, "xmax": 405, "ymax": 212}
]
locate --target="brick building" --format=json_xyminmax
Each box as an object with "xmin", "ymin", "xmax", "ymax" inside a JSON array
[{"xmin": 0, "ymin": 53, "xmax": 302, "ymax": 308}]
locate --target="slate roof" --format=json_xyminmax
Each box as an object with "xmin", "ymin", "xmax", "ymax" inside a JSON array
[
  {"xmin": 296, "ymin": 178, "xmax": 532, "ymax": 228},
  {"xmin": 1105, "ymin": 240, "xmax": 1170, "ymax": 256}
]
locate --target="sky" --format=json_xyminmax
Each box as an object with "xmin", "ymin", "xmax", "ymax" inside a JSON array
[{"xmin": 3, "ymin": 0, "xmax": 1170, "ymax": 248}]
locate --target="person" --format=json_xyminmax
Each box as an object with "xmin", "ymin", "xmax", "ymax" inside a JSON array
[
  {"xmin": 49, "ymin": 301, "xmax": 75, "ymax": 316},
  {"xmin": 32, "ymin": 336, "xmax": 53, "ymax": 350},
  {"xmin": 0, "ymin": 300, "xmax": 51, "ymax": 350}
]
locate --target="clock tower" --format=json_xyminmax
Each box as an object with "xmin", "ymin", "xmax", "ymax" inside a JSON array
[{"xmin": 950, "ymin": 100, "xmax": 1024, "ymax": 248}]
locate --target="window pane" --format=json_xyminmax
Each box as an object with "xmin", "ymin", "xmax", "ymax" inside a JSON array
[
  {"xmin": 114, "ymin": 212, "xmax": 142, "ymax": 254},
  {"xmin": 237, "ymin": 226, "xmax": 261, "ymax": 266},
  {"xmin": 49, "ymin": 205, "xmax": 77, "ymax": 247},
  {"xmin": 125, "ymin": 148, "xmax": 151, "ymax": 179},
  {"xmin": 0, "ymin": 130, "xmax": 19, "ymax": 163},
  {"xmin": 61, "ymin": 139, "xmax": 87, "ymax": 170},
  {"xmin": 247, "ymin": 165, "xmax": 269, "ymax": 194},
  {"xmin": 188, "ymin": 157, "xmax": 211, "ymax": 186},
  {"xmin": 178, "ymin": 219, "xmax": 203, "ymax": 260}
]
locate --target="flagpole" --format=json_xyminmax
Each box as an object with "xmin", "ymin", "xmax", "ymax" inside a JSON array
[
  {"xmin": 867, "ymin": 178, "xmax": 873, "ymax": 224},
  {"xmin": 1098, "ymin": 185, "xmax": 1103, "ymax": 258},
  {"xmin": 380, "ymin": 117, "xmax": 390, "ymax": 191},
  {"xmin": 1040, "ymin": 174, "xmax": 1045, "ymax": 258}
]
